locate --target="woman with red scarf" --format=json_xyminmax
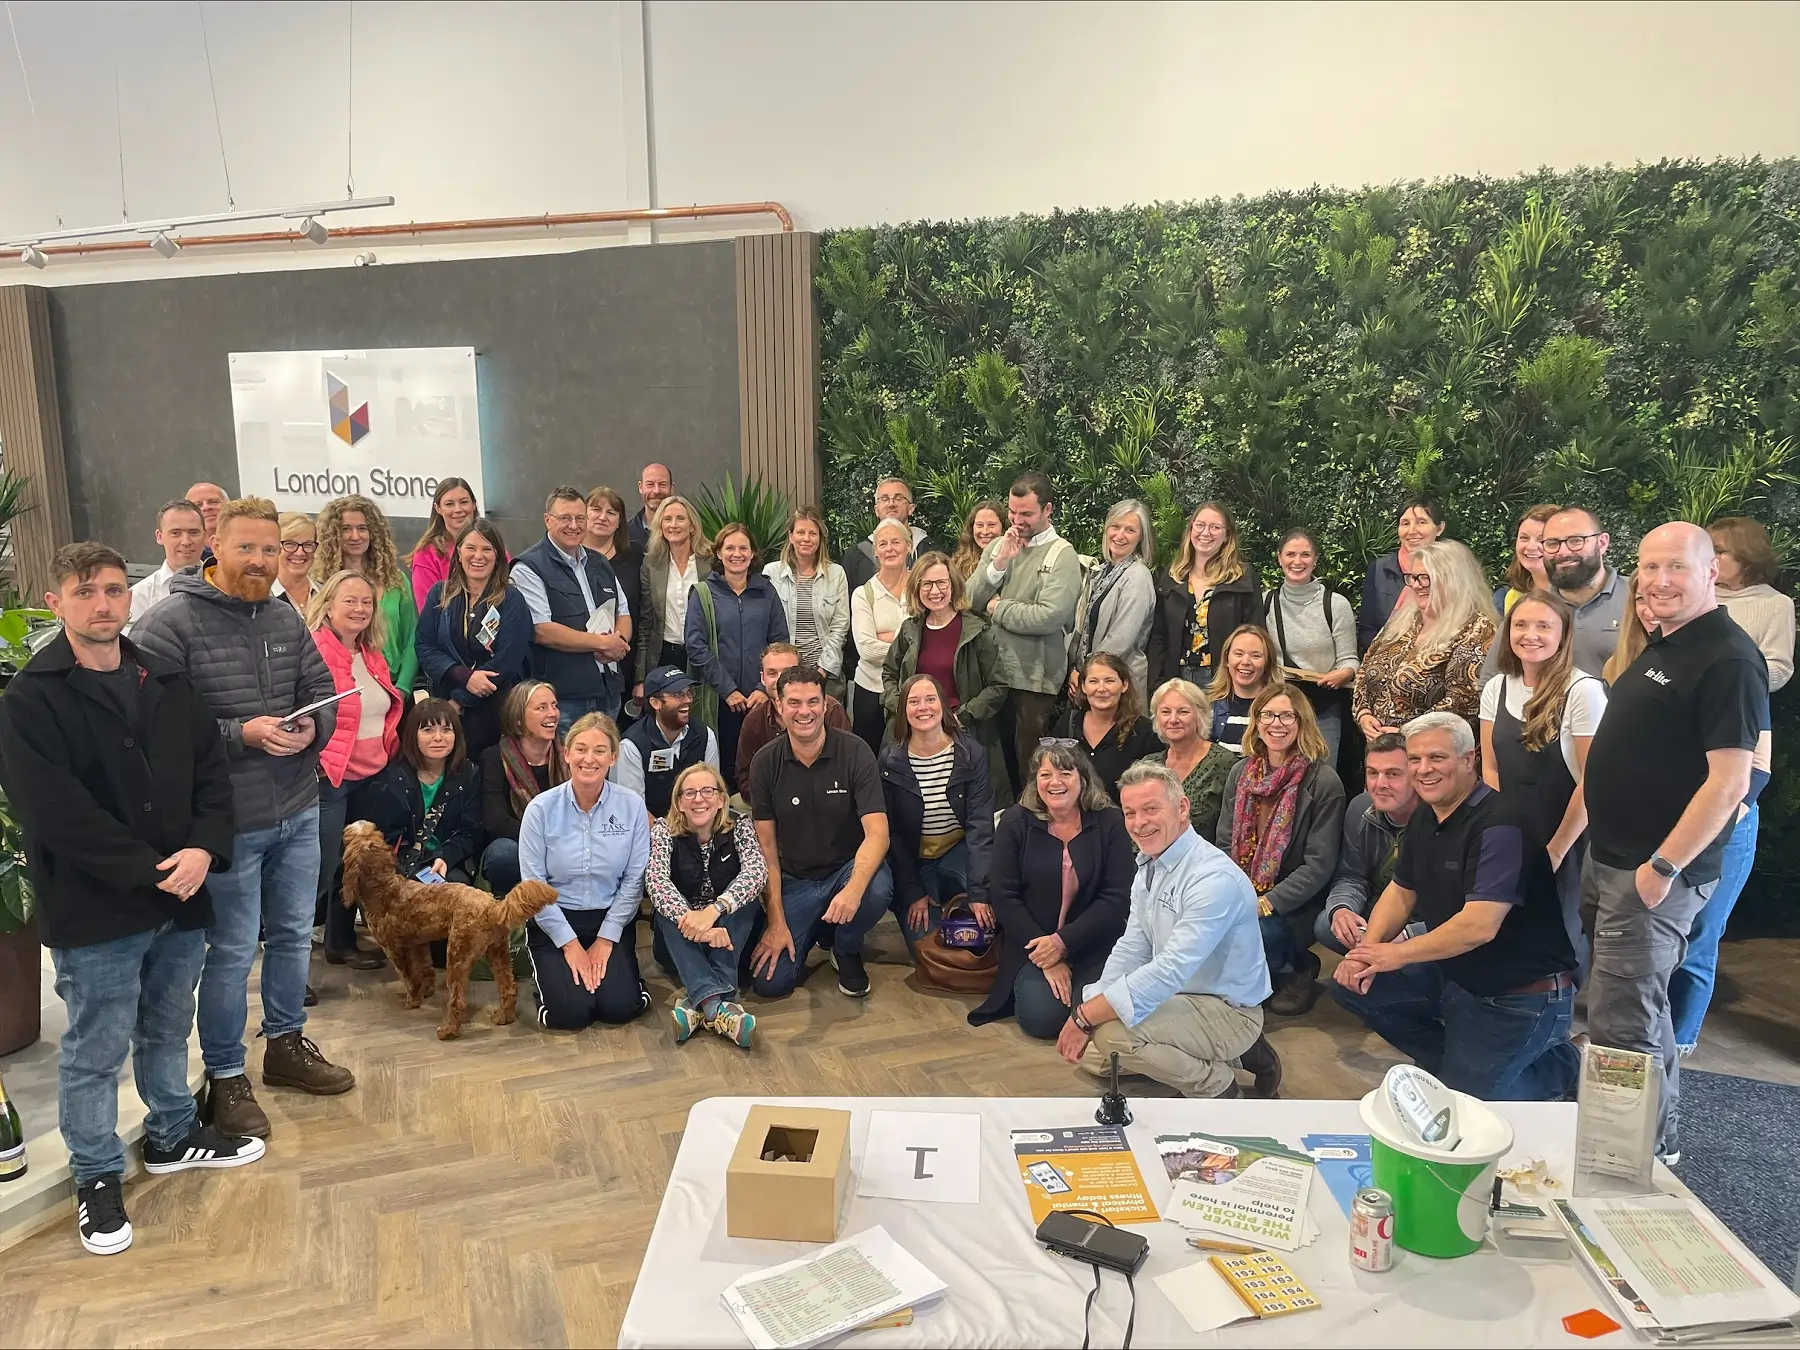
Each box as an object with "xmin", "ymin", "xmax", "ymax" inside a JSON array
[{"xmin": 1215, "ymin": 685, "xmax": 1346, "ymax": 1017}]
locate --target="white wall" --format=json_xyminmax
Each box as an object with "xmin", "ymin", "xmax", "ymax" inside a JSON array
[{"xmin": 2, "ymin": 0, "xmax": 1797, "ymax": 284}]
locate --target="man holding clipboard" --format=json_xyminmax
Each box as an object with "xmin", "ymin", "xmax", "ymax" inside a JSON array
[{"xmin": 132, "ymin": 496, "xmax": 357, "ymax": 1141}]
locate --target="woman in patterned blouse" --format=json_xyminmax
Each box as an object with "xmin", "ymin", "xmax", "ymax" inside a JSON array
[{"xmin": 1352, "ymin": 539, "xmax": 1496, "ymax": 740}]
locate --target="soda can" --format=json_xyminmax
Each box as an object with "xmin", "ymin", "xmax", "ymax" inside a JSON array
[{"xmin": 1350, "ymin": 1187, "xmax": 1395, "ymax": 1272}]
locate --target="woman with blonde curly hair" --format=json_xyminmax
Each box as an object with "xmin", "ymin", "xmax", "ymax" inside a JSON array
[
  {"xmin": 1352, "ymin": 539, "xmax": 1495, "ymax": 741},
  {"xmin": 312, "ymin": 493, "xmax": 417, "ymax": 692}
]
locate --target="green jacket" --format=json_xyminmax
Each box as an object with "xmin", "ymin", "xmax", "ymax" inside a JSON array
[
  {"xmin": 965, "ymin": 532, "xmax": 1082, "ymax": 695},
  {"xmin": 379, "ymin": 579, "xmax": 419, "ymax": 693},
  {"xmin": 882, "ymin": 610, "xmax": 1013, "ymax": 805}
]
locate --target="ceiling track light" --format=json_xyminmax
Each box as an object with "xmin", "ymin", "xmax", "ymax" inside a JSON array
[
  {"xmin": 19, "ymin": 245, "xmax": 47, "ymax": 269},
  {"xmin": 2, "ymin": 195, "xmax": 394, "ymax": 251},
  {"xmin": 149, "ymin": 231, "xmax": 180, "ymax": 258},
  {"xmin": 300, "ymin": 216, "xmax": 329, "ymax": 245}
]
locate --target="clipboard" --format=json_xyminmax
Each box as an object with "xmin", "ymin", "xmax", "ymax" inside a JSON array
[{"xmin": 280, "ymin": 686, "xmax": 358, "ymax": 729}]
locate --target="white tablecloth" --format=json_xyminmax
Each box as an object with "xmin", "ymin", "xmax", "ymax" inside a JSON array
[{"xmin": 620, "ymin": 1095, "xmax": 1684, "ymax": 1349}]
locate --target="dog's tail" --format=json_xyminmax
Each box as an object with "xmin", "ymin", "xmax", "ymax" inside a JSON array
[{"xmin": 494, "ymin": 879, "xmax": 558, "ymax": 930}]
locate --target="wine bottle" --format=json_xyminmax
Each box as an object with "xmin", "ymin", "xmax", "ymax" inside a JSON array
[{"xmin": 0, "ymin": 1067, "xmax": 26, "ymax": 1182}]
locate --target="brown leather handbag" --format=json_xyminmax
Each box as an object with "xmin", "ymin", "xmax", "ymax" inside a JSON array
[{"xmin": 912, "ymin": 901, "xmax": 999, "ymax": 994}]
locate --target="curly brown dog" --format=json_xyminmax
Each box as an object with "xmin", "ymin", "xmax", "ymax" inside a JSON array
[{"xmin": 341, "ymin": 820, "xmax": 557, "ymax": 1040}]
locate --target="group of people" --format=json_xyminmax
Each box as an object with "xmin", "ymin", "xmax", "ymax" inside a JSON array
[{"xmin": 3, "ymin": 460, "xmax": 1784, "ymax": 1258}]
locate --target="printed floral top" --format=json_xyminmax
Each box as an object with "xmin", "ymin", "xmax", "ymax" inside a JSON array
[
  {"xmin": 644, "ymin": 813, "xmax": 767, "ymax": 924},
  {"xmin": 1151, "ymin": 746, "xmax": 1234, "ymax": 837},
  {"xmin": 1351, "ymin": 612, "xmax": 1495, "ymax": 734},
  {"xmin": 1184, "ymin": 584, "xmax": 1214, "ymax": 671}
]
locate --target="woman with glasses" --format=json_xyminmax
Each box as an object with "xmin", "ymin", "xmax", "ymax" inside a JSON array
[
  {"xmin": 1352, "ymin": 539, "xmax": 1496, "ymax": 742},
  {"xmin": 1216, "ymin": 686, "xmax": 1345, "ymax": 1017},
  {"xmin": 416, "ymin": 519, "xmax": 531, "ymax": 762},
  {"xmin": 272, "ymin": 512, "xmax": 320, "ymax": 612},
  {"xmin": 1044, "ymin": 652, "xmax": 1161, "ymax": 802},
  {"xmin": 881, "ymin": 552, "xmax": 1011, "ymax": 802},
  {"xmin": 1147, "ymin": 502, "xmax": 1263, "ymax": 692},
  {"xmin": 1357, "ymin": 499, "xmax": 1447, "ymax": 653},
  {"xmin": 313, "ymin": 494, "xmax": 418, "ymax": 694},
  {"xmin": 646, "ymin": 762, "xmax": 766, "ymax": 1048},
  {"xmin": 970, "ymin": 741, "xmax": 1133, "ymax": 1039}
]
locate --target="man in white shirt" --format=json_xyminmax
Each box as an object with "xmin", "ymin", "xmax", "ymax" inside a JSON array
[
  {"xmin": 128, "ymin": 499, "xmax": 206, "ymax": 626},
  {"xmin": 1058, "ymin": 762, "xmax": 1280, "ymax": 1099},
  {"xmin": 967, "ymin": 472, "xmax": 1083, "ymax": 782}
]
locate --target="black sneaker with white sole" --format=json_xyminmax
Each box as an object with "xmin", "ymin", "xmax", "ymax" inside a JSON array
[
  {"xmin": 76, "ymin": 1175, "xmax": 132, "ymax": 1256},
  {"xmin": 142, "ymin": 1122, "xmax": 268, "ymax": 1174},
  {"xmin": 833, "ymin": 950, "xmax": 870, "ymax": 998}
]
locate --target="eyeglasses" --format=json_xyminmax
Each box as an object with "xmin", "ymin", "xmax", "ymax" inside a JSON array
[
  {"xmin": 281, "ymin": 540, "xmax": 318, "ymax": 556},
  {"xmin": 1541, "ymin": 533, "xmax": 1601, "ymax": 553},
  {"xmin": 547, "ymin": 513, "xmax": 587, "ymax": 527},
  {"xmin": 678, "ymin": 786, "xmax": 722, "ymax": 802},
  {"xmin": 875, "ymin": 492, "xmax": 912, "ymax": 507},
  {"xmin": 1192, "ymin": 522, "xmax": 1226, "ymax": 535},
  {"xmin": 1257, "ymin": 710, "xmax": 1298, "ymax": 725},
  {"xmin": 918, "ymin": 579, "xmax": 952, "ymax": 591},
  {"xmin": 1401, "ymin": 572, "xmax": 1432, "ymax": 589},
  {"xmin": 1038, "ymin": 737, "xmax": 1080, "ymax": 750}
]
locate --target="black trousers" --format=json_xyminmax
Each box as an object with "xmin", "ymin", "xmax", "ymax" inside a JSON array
[
  {"xmin": 526, "ymin": 906, "xmax": 649, "ymax": 1029},
  {"xmin": 852, "ymin": 683, "xmax": 887, "ymax": 755}
]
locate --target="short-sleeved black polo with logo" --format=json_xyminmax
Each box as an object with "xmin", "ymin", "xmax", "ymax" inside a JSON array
[
  {"xmin": 1392, "ymin": 782, "xmax": 1575, "ymax": 996},
  {"xmin": 1585, "ymin": 606, "xmax": 1766, "ymax": 883},
  {"xmin": 747, "ymin": 727, "xmax": 885, "ymax": 880}
]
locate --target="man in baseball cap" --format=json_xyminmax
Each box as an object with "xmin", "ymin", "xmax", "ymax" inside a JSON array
[{"xmin": 615, "ymin": 666, "xmax": 719, "ymax": 822}]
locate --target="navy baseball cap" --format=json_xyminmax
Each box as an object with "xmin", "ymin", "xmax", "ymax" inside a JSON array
[{"xmin": 644, "ymin": 666, "xmax": 698, "ymax": 698}]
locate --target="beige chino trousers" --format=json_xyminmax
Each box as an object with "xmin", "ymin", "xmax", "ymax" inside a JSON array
[{"xmin": 1079, "ymin": 994, "xmax": 1264, "ymax": 1098}]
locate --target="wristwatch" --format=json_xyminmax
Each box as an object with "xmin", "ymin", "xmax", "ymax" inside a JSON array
[
  {"xmin": 1648, "ymin": 853, "xmax": 1681, "ymax": 880},
  {"xmin": 1070, "ymin": 1004, "xmax": 1095, "ymax": 1034}
]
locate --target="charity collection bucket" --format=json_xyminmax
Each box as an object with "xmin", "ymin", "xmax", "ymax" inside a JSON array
[{"xmin": 1358, "ymin": 1086, "xmax": 1514, "ymax": 1259}]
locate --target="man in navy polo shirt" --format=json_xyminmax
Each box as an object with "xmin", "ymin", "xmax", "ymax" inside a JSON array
[
  {"xmin": 1582, "ymin": 521, "xmax": 1765, "ymax": 1163},
  {"xmin": 513, "ymin": 486, "xmax": 632, "ymax": 734},
  {"xmin": 1333, "ymin": 711, "xmax": 1579, "ymax": 1101}
]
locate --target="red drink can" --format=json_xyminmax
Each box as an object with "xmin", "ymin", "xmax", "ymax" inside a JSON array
[{"xmin": 1350, "ymin": 1187, "xmax": 1395, "ymax": 1272}]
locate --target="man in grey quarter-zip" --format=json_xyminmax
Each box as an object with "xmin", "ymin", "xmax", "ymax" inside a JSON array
[{"xmin": 132, "ymin": 496, "xmax": 356, "ymax": 1140}]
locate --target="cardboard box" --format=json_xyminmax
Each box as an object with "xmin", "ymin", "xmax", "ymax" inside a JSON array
[{"xmin": 726, "ymin": 1105, "xmax": 852, "ymax": 1242}]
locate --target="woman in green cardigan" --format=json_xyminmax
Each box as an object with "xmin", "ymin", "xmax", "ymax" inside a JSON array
[
  {"xmin": 881, "ymin": 551, "xmax": 1013, "ymax": 805},
  {"xmin": 312, "ymin": 493, "xmax": 418, "ymax": 692}
]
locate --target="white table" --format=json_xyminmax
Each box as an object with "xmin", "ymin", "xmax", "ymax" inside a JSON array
[{"xmin": 619, "ymin": 1095, "xmax": 1701, "ymax": 1348}]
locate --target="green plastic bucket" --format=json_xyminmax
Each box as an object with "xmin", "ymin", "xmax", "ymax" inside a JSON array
[{"xmin": 1358, "ymin": 1086, "xmax": 1514, "ymax": 1259}]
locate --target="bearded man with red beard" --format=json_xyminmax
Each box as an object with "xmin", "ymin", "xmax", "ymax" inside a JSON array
[{"xmin": 132, "ymin": 496, "xmax": 357, "ymax": 1139}]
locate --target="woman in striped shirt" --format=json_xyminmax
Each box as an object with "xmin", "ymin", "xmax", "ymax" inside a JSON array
[
  {"xmin": 879, "ymin": 673, "xmax": 997, "ymax": 955},
  {"xmin": 764, "ymin": 506, "xmax": 851, "ymax": 702}
]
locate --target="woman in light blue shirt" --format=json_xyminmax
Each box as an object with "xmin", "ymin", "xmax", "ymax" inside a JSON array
[{"xmin": 518, "ymin": 712, "xmax": 653, "ymax": 1028}]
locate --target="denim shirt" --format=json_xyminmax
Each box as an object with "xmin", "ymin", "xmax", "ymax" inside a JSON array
[
  {"xmin": 1086, "ymin": 826, "xmax": 1271, "ymax": 1026},
  {"xmin": 517, "ymin": 778, "xmax": 651, "ymax": 947}
]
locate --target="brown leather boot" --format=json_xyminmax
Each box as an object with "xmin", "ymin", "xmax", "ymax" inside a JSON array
[
  {"xmin": 1237, "ymin": 1034, "xmax": 1283, "ymax": 1099},
  {"xmin": 204, "ymin": 1074, "xmax": 272, "ymax": 1139},
  {"xmin": 1266, "ymin": 951, "xmax": 1322, "ymax": 1017},
  {"xmin": 261, "ymin": 1033, "xmax": 355, "ymax": 1096}
]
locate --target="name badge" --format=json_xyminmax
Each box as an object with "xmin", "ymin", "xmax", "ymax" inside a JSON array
[
  {"xmin": 648, "ymin": 747, "xmax": 677, "ymax": 773},
  {"xmin": 476, "ymin": 606, "xmax": 501, "ymax": 651}
]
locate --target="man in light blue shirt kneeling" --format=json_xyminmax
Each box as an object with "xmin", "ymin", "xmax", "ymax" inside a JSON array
[{"xmin": 1057, "ymin": 761, "xmax": 1283, "ymax": 1099}]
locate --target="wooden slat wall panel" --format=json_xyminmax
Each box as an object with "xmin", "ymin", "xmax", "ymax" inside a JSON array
[
  {"xmin": 0, "ymin": 286, "xmax": 74, "ymax": 602},
  {"xmin": 735, "ymin": 232, "xmax": 821, "ymax": 512}
]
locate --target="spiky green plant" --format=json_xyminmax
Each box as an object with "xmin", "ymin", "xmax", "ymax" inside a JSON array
[{"xmin": 691, "ymin": 475, "xmax": 795, "ymax": 559}]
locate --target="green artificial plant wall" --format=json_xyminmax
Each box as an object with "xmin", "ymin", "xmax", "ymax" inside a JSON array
[{"xmin": 814, "ymin": 159, "xmax": 1800, "ymax": 930}]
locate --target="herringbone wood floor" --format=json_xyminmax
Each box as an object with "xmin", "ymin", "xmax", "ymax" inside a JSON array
[{"xmin": 3, "ymin": 923, "xmax": 1796, "ymax": 1349}]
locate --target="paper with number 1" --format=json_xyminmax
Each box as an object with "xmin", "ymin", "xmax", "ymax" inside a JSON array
[{"xmin": 857, "ymin": 1111, "xmax": 981, "ymax": 1204}]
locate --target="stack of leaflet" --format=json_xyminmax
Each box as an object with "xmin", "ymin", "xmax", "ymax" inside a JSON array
[
  {"xmin": 1554, "ymin": 1196, "xmax": 1800, "ymax": 1345},
  {"xmin": 1155, "ymin": 1133, "xmax": 1319, "ymax": 1251},
  {"xmin": 1301, "ymin": 1133, "xmax": 1373, "ymax": 1218},
  {"xmin": 719, "ymin": 1226, "xmax": 948, "ymax": 1349}
]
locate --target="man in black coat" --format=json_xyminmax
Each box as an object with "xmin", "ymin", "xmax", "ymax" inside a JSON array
[{"xmin": 0, "ymin": 542, "xmax": 259, "ymax": 1258}]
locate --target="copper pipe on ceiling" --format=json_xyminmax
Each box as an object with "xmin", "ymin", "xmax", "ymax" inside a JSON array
[{"xmin": 1, "ymin": 200, "xmax": 794, "ymax": 263}]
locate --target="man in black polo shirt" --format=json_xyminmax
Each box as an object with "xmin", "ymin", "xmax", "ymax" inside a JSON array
[
  {"xmin": 1332, "ymin": 711, "xmax": 1579, "ymax": 1101},
  {"xmin": 746, "ymin": 663, "xmax": 892, "ymax": 999},
  {"xmin": 1583, "ymin": 521, "xmax": 1764, "ymax": 1163}
]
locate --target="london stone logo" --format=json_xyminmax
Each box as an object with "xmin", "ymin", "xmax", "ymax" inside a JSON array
[{"xmin": 326, "ymin": 371, "xmax": 371, "ymax": 446}]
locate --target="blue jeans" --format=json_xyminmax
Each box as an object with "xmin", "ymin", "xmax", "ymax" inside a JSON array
[
  {"xmin": 656, "ymin": 905, "xmax": 760, "ymax": 1008},
  {"xmin": 750, "ymin": 859, "xmax": 894, "ymax": 999},
  {"xmin": 481, "ymin": 837, "xmax": 522, "ymax": 896},
  {"xmin": 51, "ymin": 923, "xmax": 205, "ymax": 1184},
  {"xmin": 895, "ymin": 842, "xmax": 971, "ymax": 955},
  {"xmin": 199, "ymin": 805, "xmax": 321, "ymax": 1078},
  {"xmin": 557, "ymin": 692, "xmax": 621, "ymax": 738},
  {"xmin": 1330, "ymin": 961, "xmax": 1578, "ymax": 1101},
  {"xmin": 1671, "ymin": 803, "xmax": 1758, "ymax": 1051},
  {"xmin": 1261, "ymin": 911, "xmax": 1303, "ymax": 978}
]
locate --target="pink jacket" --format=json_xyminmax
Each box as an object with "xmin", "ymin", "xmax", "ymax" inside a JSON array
[
  {"xmin": 312, "ymin": 625, "xmax": 404, "ymax": 787},
  {"xmin": 410, "ymin": 543, "xmax": 452, "ymax": 612}
]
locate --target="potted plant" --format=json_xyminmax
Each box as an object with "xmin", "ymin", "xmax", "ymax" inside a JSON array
[{"xmin": 0, "ymin": 788, "xmax": 39, "ymax": 1055}]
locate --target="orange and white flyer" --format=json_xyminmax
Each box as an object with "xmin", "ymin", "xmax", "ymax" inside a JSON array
[{"xmin": 1010, "ymin": 1124, "xmax": 1159, "ymax": 1226}]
